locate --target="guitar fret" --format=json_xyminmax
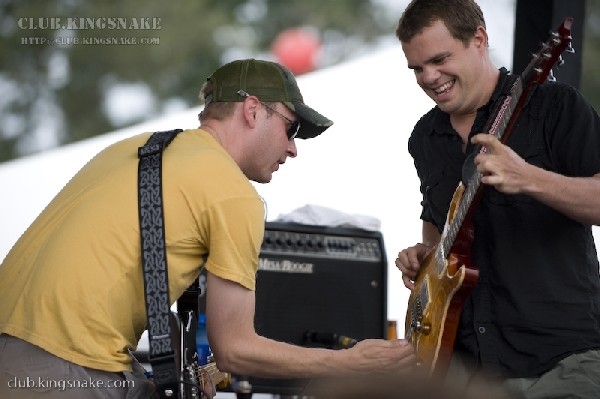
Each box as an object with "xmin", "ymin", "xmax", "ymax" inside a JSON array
[
  {"xmin": 436, "ymin": 246, "xmax": 444, "ymax": 274},
  {"xmin": 192, "ymin": 361, "xmax": 229, "ymax": 391}
]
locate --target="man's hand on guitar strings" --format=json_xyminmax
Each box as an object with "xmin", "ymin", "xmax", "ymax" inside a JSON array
[
  {"xmin": 396, "ymin": 243, "xmax": 432, "ymax": 290},
  {"xmin": 472, "ymin": 133, "xmax": 533, "ymax": 195}
]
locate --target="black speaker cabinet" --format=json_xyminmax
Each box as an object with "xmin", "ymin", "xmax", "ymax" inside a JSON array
[{"xmin": 243, "ymin": 221, "xmax": 388, "ymax": 395}]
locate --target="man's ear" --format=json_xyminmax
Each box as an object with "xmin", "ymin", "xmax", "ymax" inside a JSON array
[
  {"xmin": 241, "ymin": 97, "xmax": 259, "ymax": 128},
  {"xmin": 473, "ymin": 25, "xmax": 489, "ymax": 49}
]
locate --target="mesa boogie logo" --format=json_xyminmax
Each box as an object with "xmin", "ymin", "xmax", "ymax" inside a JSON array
[{"xmin": 258, "ymin": 258, "xmax": 314, "ymax": 274}]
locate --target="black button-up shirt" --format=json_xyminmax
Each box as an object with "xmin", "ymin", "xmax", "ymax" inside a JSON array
[{"xmin": 407, "ymin": 68, "xmax": 600, "ymax": 378}]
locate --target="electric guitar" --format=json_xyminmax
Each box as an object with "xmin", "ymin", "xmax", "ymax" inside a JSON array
[
  {"xmin": 404, "ymin": 18, "xmax": 575, "ymax": 377},
  {"xmin": 177, "ymin": 310, "xmax": 231, "ymax": 399}
]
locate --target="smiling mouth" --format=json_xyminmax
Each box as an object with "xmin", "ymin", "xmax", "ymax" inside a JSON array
[{"xmin": 433, "ymin": 80, "xmax": 455, "ymax": 96}]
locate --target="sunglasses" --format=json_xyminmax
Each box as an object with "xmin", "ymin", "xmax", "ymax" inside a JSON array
[{"xmin": 237, "ymin": 90, "xmax": 301, "ymax": 140}]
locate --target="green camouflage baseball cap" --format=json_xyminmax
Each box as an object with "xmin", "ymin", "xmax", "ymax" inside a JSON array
[{"xmin": 204, "ymin": 59, "xmax": 333, "ymax": 139}]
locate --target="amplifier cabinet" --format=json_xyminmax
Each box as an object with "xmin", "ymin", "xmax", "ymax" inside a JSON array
[{"xmin": 245, "ymin": 221, "xmax": 388, "ymax": 395}]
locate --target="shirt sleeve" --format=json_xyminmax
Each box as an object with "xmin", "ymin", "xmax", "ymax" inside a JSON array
[
  {"xmin": 203, "ymin": 195, "xmax": 265, "ymax": 290},
  {"xmin": 543, "ymin": 83, "xmax": 600, "ymax": 177}
]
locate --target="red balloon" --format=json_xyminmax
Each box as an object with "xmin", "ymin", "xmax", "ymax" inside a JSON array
[{"xmin": 271, "ymin": 28, "xmax": 321, "ymax": 75}]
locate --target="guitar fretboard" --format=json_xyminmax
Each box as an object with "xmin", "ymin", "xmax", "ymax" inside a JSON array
[
  {"xmin": 195, "ymin": 362, "xmax": 229, "ymax": 388},
  {"xmin": 436, "ymin": 78, "xmax": 523, "ymax": 273}
]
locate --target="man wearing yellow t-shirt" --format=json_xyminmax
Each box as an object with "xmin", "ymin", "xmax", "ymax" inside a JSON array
[{"xmin": 0, "ymin": 59, "xmax": 416, "ymax": 398}]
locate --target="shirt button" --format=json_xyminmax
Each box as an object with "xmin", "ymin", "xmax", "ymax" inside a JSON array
[{"xmin": 478, "ymin": 326, "xmax": 486, "ymax": 334}]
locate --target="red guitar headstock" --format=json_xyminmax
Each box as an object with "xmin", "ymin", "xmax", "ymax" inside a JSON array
[{"xmin": 521, "ymin": 17, "xmax": 575, "ymax": 84}]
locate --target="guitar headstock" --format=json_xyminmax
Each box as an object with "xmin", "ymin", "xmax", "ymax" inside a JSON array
[{"xmin": 522, "ymin": 17, "xmax": 574, "ymax": 84}]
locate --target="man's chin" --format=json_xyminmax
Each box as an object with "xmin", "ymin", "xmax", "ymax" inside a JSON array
[{"xmin": 252, "ymin": 174, "xmax": 272, "ymax": 184}]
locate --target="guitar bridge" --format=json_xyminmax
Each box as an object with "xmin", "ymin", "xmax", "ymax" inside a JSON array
[{"xmin": 409, "ymin": 276, "xmax": 433, "ymax": 336}]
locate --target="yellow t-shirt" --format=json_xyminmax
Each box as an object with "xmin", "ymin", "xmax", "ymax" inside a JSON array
[{"xmin": 0, "ymin": 129, "xmax": 265, "ymax": 372}]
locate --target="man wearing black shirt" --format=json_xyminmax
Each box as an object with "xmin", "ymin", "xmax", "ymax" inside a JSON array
[{"xmin": 394, "ymin": 0, "xmax": 600, "ymax": 397}]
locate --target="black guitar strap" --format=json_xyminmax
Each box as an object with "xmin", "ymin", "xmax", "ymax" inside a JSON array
[{"xmin": 137, "ymin": 128, "xmax": 183, "ymax": 398}]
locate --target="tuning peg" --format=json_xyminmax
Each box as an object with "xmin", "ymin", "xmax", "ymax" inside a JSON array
[
  {"xmin": 557, "ymin": 55, "xmax": 565, "ymax": 67},
  {"xmin": 530, "ymin": 52, "xmax": 540, "ymax": 62},
  {"xmin": 547, "ymin": 69, "xmax": 556, "ymax": 82},
  {"xmin": 566, "ymin": 42, "xmax": 576, "ymax": 54},
  {"xmin": 542, "ymin": 51, "xmax": 552, "ymax": 61}
]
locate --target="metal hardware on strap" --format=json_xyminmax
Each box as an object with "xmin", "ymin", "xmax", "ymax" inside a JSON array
[{"xmin": 137, "ymin": 129, "xmax": 183, "ymax": 398}]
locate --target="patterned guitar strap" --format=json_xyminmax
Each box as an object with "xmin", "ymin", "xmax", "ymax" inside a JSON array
[{"xmin": 137, "ymin": 128, "xmax": 183, "ymax": 398}]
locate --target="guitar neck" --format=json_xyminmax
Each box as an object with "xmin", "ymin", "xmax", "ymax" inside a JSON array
[
  {"xmin": 196, "ymin": 362, "xmax": 229, "ymax": 387},
  {"xmin": 439, "ymin": 77, "xmax": 523, "ymax": 262},
  {"xmin": 438, "ymin": 18, "xmax": 574, "ymax": 265}
]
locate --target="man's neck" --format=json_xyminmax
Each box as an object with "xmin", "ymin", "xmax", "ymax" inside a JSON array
[{"xmin": 450, "ymin": 67, "xmax": 501, "ymax": 144}]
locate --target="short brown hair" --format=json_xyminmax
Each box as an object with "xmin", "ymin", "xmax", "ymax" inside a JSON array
[
  {"xmin": 198, "ymin": 80, "xmax": 236, "ymax": 123},
  {"xmin": 395, "ymin": 0, "xmax": 486, "ymax": 46}
]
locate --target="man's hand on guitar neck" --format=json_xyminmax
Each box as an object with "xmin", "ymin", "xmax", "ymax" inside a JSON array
[
  {"xmin": 198, "ymin": 367, "xmax": 216, "ymax": 399},
  {"xmin": 472, "ymin": 132, "xmax": 600, "ymax": 225},
  {"xmin": 471, "ymin": 133, "xmax": 533, "ymax": 195}
]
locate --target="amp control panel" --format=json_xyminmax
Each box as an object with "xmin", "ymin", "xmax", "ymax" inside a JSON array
[{"xmin": 261, "ymin": 222, "xmax": 383, "ymax": 262}]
